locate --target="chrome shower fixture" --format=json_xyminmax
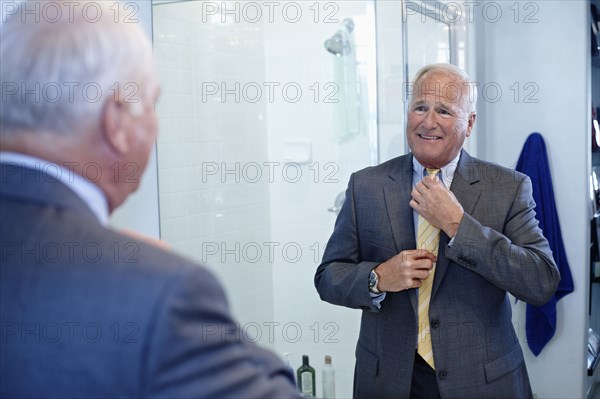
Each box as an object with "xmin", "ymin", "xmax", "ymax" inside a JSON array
[{"xmin": 324, "ymin": 18, "xmax": 355, "ymax": 57}]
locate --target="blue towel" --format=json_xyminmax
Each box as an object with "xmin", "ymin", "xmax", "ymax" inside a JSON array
[{"xmin": 515, "ymin": 132, "xmax": 574, "ymax": 356}]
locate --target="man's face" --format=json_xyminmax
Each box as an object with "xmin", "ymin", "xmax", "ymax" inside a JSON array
[
  {"xmin": 98, "ymin": 76, "xmax": 161, "ymax": 212},
  {"xmin": 406, "ymin": 72, "xmax": 475, "ymax": 169}
]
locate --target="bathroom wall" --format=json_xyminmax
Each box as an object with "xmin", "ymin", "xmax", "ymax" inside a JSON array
[{"xmin": 153, "ymin": 2, "xmax": 275, "ymax": 339}]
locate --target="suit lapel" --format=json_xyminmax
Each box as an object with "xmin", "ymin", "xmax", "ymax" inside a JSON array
[
  {"xmin": 449, "ymin": 151, "xmax": 482, "ymax": 216},
  {"xmin": 383, "ymin": 156, "xmax": 416, "ymax": 253},
  {"xmin": 432, "ymin": 150, "xmax": 481, "ymax": 298},
  {"xmin": 382, "ymin": 154, "xmax": 418, "ymax": 312},
  {"xmin": 383, "ymin": 167, "xmax": 416, "ymax": 252}
]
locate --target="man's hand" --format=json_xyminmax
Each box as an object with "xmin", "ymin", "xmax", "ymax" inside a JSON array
[
  {"xmin": 410, "ymin": 175, "xmax": 464, "ymax": 238},
  {"xmin": 375, "ymin": 250, "xmax": 436, "ymax": 292}
]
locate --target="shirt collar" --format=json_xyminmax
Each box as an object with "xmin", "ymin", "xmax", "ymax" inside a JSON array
[
  {"xmin": 0, "ymin": 152, "xmax": 109, "ymax": 225},
  {"xmin": 412, "ymin": 152, "xmax": 461, "ymax": 188}
]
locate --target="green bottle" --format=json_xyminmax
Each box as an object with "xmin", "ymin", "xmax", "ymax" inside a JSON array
[{"xmin": 296, "ymin": 355, "xmax": 316, "ymax": 397}]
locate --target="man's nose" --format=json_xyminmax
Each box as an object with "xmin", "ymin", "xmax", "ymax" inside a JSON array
[{"xmin": 421, "ymin": 109, "xmax": 438, "ymax": 129}]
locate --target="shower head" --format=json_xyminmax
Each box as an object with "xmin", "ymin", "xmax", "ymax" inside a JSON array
[
  {"xmin": 324, "ymin": 32, "xmax": 351, "ymax": 56},
  {"xmin": 324, "ymin": 18, "xmax": 355, "ymax": 57}
]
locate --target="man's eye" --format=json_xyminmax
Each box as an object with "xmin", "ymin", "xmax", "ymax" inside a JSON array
[
  {"xmin": 414, "ymin": 105, "xmax": 426, "ymax": 112},
  {"xmin": 438, "ymin": 108, "xmax": 451, "ymax": 116}
]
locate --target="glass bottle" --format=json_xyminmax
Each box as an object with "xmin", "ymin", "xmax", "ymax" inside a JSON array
[{"xmin": 296, "ymin": 355, "xmax": 315, "ymax": 397}]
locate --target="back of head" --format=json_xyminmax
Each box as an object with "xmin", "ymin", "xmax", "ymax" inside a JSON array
[{"xmin": 0, "ymin": 0, "xmax": 156, "ymax": 137}]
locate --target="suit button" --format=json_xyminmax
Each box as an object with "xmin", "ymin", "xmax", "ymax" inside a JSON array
[
  {"xmin": 439, "ymin": 370, "xmax": 447, "ymax": 380},
  {"xmin": 431, "ymin": 319, "xmax": 440, "ymax": 328}
]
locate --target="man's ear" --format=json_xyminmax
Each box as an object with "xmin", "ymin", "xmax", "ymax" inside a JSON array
[
  {"xmin": 465, "ymin": 113, "xmax": 476, "ymax": 137},
  {"xmin": 100, "ymin": 99, "xmax": 129, "ymax": 154}
]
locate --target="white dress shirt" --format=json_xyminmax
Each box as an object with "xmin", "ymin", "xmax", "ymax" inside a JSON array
[{"xmin": 411, "ymin": 153, "xmax": 460, "ymax": 238}]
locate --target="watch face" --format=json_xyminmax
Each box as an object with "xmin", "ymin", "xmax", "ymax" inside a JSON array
[
  {"xmin": 369, "ymin": 270, "xmax": 381, "ymax": 293},
  {"xmin": 369, "ymin": 270, "xmax": 377, "ymax": 288}
]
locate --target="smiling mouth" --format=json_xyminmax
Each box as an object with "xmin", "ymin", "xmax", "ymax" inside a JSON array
[{"xmin": 418, "ymin": 134, "xmax": 441, "ymax": 141}]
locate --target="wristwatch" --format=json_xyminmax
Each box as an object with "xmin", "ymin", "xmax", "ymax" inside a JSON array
[{"xmin": 368, "ymin": 268, "xmax": 381, "ymax": 294}]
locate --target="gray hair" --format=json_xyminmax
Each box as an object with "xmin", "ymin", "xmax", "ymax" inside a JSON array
[
  {"xmin": 0, "ymin": 1, "xmax": 156, "ymax": 136},
  {"xmin": 410, "ymin": 63, "xmax": 477, "ymax": 114}
]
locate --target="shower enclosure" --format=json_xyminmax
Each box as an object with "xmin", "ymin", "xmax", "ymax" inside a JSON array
[{"xmin": 151, "ymin": 1, "xmax": 466, "ymax": 396}]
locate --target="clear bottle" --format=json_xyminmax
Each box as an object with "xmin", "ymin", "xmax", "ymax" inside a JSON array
[
  {"xmin": 322, "ymin": 355, "xmax": 336, "ymax": 399},
  {"xmin": 296, "ymin": 355, "xmax": 316, "ymax": 397},
  {"xmin": 283, "ymin": 352, "xmax": 295, "ymax": 384}
]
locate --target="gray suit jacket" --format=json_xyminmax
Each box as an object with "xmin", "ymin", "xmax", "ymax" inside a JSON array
[
  {"xmin": 0, "ymin": 163, "xmax": 301, "ymax": 399},
  {"xmin": 315, "ymin": 151, "xmax": 560, "ymax": 399}
]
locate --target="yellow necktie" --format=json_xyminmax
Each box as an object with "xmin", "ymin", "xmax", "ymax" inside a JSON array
[{"xmin": 417, "ymin": 168, "xmax": 440, "ymax": 369}]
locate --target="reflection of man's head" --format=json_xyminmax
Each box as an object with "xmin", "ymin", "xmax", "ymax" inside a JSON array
[{"xmin": 406, "ymin": 64, "xmax": 477, "ymax": 169}]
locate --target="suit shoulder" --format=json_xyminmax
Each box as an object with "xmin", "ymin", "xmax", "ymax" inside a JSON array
[
  {"xmin": 86, "ymin": 225, "xmax": 220, "ymax": 288},
  {"xmin": 352, "ymin": 154, "xmax": 410, "ymax": 181},
  {"xmin": 461, "ymin": 156, "xmax": 528, "ymax": 185}
]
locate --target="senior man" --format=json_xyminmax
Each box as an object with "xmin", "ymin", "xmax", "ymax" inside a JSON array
[{"xmin": 315, "ymin": 63, "xmax": 560, "ymax": 398}]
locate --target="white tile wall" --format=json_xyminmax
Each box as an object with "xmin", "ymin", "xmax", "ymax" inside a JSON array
[{"xmin": 153, "ymin": 2, "xmax": 274, "ymax": 340}]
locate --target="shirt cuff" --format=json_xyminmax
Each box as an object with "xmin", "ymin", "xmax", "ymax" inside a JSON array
[{"xmin": 370, "ymin": 291, "xmax": 386, "ymax": 309}]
